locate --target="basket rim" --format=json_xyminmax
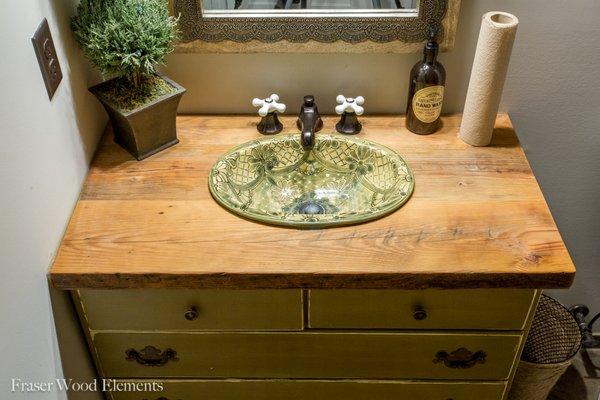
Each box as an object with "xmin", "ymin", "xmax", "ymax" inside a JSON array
[{"xmin": 522, "ymin": 294, "xmax": 582, "ymax": 364}]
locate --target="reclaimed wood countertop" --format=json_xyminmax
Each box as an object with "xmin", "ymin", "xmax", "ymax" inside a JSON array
[{"xmin": 49, "ymin": 114, "xmax": 575, "ymax": 289}]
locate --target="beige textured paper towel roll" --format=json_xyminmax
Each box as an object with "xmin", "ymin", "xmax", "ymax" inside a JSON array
[{"xmin": 460, "ymin": 12, "xmax": 519, "ymax": 146}]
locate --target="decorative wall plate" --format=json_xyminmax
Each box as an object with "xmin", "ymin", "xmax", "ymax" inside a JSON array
[{"xmin": 208, "ymin": 133, "xmax": 414, "ymax": 228}]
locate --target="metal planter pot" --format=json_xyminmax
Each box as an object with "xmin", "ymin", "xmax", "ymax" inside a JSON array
[{"xmin": 89, "ymin": 75, "xmax": 186, "ymax": 161}]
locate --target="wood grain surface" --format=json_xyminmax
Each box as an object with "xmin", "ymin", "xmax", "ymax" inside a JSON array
[{"xmin": 49, "ymin": 114, "xmax": 575, "ymax": 289}]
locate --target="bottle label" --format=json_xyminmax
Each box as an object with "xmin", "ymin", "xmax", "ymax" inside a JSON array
[{"xmin": 412, "ymin": 85, "xmax": 444, "ymax": 123}]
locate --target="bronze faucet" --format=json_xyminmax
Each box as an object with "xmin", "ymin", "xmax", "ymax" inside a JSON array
[{"xmin": 296, "ymin": 95, "xmax": 323, "ymax": 150}]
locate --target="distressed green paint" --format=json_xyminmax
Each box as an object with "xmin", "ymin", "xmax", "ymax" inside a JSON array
[
  {"xmin": 78, "ymin": 289, "xmax": 303, "ymax": 331},
  {"xmin": 109, "ymin": 379, "xmax": 507, "ymax": 400},
  {"xmin": 94, "ymin": 331, "xmax": 520, "ymax": 380},
  {"xmin": 309, "ymin": 289, "xmax": 537, "ymax": 330}
]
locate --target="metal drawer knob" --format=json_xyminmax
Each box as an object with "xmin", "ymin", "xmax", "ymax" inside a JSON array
[
  {"xmin": 184, "ymin": 306, "xmax": 199, "ymax": 321},
  {"xmin": 125, "ymin": 346, "xmax": 179, "ymax": 366},
  {"xmin": 413, "ymin": 307, "xmax": 427, "ymax": 320}
]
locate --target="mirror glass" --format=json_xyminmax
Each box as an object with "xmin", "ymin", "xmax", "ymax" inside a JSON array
[{"xmin": 202, "ymin": 0, "xmax": 418, "ymax": 12}]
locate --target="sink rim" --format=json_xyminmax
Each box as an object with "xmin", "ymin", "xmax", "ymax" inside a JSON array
[{"xmin": 208, "ymin": 133, "xmax": 415, "ymax": 229}]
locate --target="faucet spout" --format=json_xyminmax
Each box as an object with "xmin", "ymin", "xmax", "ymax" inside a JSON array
[
  {"xmin": 301, "ymin": 128, "xmax": 314, "ymax": 150},
  {"xmin": 299, "ymin": 110, "xmax": 319, "ymax": 150},
  {"xmin": 296, "ymin": 95, "xmax": 323, "ymax": 151}
]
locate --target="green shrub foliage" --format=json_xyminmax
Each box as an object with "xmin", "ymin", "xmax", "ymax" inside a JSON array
[{"xmin": 72, "ymin": 0, "xmax": 179, "ymax": 87}]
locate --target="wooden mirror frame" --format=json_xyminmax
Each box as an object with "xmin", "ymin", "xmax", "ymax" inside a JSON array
[{"xmin": 172, "ymin": 0, "xmax": 461, "ymax": 53}]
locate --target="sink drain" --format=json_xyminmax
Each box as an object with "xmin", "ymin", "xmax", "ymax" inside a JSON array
[{"xmin": 296, "ymin": 201, "xmax": 325, "ymax": 215}]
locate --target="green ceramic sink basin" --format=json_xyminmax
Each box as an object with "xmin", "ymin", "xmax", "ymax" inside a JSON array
[{"xmin": 208, "ymin": 133, "xmax": 414, "ymax": 228}]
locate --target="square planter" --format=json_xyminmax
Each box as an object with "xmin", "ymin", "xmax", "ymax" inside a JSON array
[{"xmin": 90, "ymin": 75, "xmax": 186, "ymax": 161}]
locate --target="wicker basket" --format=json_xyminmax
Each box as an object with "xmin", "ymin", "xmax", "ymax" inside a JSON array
[{"xmin": 507, "ymin": 294, "xmax": 582, "ymax": 400}]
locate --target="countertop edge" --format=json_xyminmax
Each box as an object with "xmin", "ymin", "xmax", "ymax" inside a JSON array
[{"xmin": 50, "ymin": 271, "xmax": 575, "ymax": 290}]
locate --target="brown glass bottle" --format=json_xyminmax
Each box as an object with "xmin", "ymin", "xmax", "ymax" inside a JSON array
[{"xmin": 406, "ymin": 31, "xmax": 446, "ymax": 135}]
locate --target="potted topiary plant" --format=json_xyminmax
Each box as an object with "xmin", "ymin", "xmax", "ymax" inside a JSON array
[{"xmin": 72, "ymin": 0, "xmax": 185, "ymax": 160}]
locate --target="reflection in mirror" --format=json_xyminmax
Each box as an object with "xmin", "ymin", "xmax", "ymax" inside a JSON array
[{"xmin": 202, "ymin": 0, "xmax": 418, "ymax": 11}]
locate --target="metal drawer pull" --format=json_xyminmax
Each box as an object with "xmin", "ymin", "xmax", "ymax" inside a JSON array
[
  {"xmin": 143, "ymin": 397, "xmax": 181, "ymax": 400},
  {"xmin": 125, "ymin": 346, "xmax": 179, "ymax": 366},
  {"xmin": 184, "ymin": 306, "xmax": 199, "ymax": 321},
  {"xmin": 434, "ymin": 347, "xmax": 487, "ymax": 369},
  {"xmin": 413, "ymin": 307, "xmax": 427, "ymax": 320},
  {"xmin": 143, "ymin": 398, "xmax": 179, "ymax": 400}
]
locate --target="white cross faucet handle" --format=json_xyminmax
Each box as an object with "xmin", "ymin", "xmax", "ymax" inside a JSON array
[
  {"xmin": 335, "ymin": 95, "xmax": 365, "ymax": 115},
  {"xmin": 252, "ymin": 94, "xmax": 286, "ymax": 117}
]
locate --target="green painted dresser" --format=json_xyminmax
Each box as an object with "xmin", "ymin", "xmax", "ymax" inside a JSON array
[{"xmin": 73, "ymin": 288, "xmax": 538, "ymax": 400}]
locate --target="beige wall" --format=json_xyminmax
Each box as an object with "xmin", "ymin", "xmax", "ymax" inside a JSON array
[
  {"xmin": 497, "ymin": 2, "xmax": 600, "ymax": 312},
  {"xmin": 0, "ymin": 0, "xmax": 106, "ymax": 398},
  {"xmin": 163, "ymin": 1, "xmax": 600, "ymax": 313}
]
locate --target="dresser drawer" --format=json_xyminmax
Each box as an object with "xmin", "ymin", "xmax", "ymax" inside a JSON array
[
  {"xmin": 94, "ymin": 331, "xmax": 521, "ymax": 380},
  {"xmin": 76, "ymin": 290, "xmax": 303, "ymax": 331},
  {"xmin": 108, "ymin": 379, "xmax": 507, "ymax": 400},
  {"xmin": 309, "ymin": 289, "xmax": 536, "ymax": 330}
]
